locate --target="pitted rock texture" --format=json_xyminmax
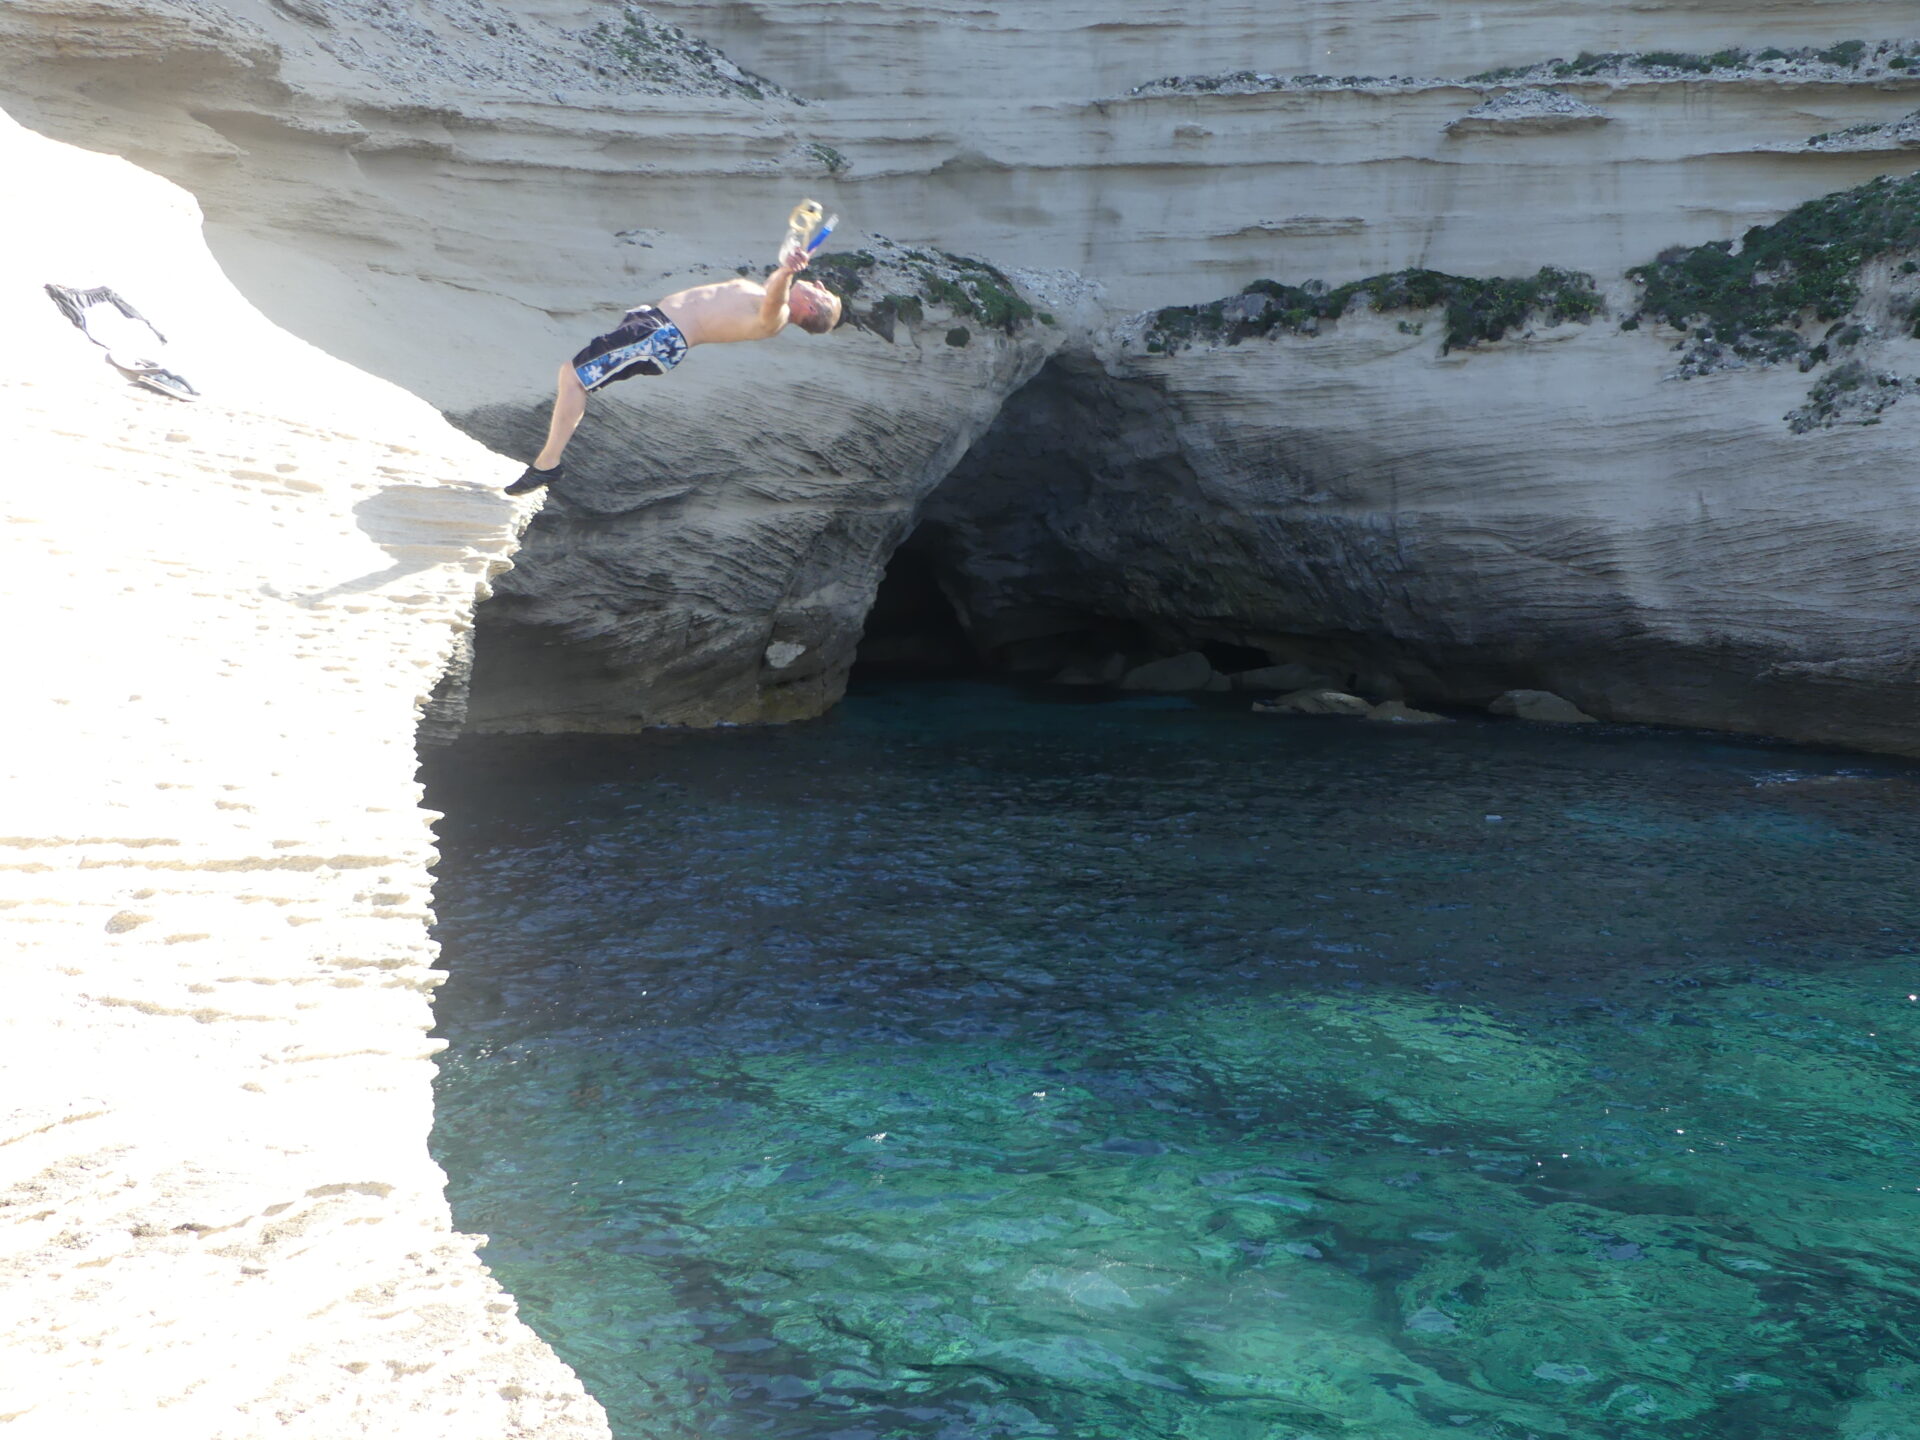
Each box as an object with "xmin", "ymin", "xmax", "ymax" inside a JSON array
[{"xmin": 0, "ymin": 112, "xmax": 606, "ymax": 1439}]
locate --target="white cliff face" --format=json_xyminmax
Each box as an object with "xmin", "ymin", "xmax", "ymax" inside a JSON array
[
  {"xmin": 0, "ymin": 0, "xmax": 1103, "ymax": 727},
  {"xmin": 643, "ymin": 1, "xmax": 1920, "ymax": 304},
  {"xmin": 4, "ymin": 0, "xmax": 1919, "ymax": 744},
  {"xmin": 0, "ymin": 113, "xmax": 606, "ymax": 1438},
  {"xmin": 920, "ymin": 296, "xmax": 1920, "ymax": 752}
]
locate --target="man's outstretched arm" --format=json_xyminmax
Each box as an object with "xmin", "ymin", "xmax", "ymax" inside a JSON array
[{"xmin": 756, "ymin": 244, "xmax": 808, "ymax": 334}]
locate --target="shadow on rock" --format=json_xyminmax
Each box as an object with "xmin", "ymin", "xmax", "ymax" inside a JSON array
[{"xmin": 274, "ymin": 481, "xmax": 518, "ymax": 604}]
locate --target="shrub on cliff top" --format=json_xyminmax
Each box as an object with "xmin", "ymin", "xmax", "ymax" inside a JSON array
[
  {"xmin": 590, "ymin": 7, "xmax": 781, "ymax": 99},
  {"xmin": 1467, "ymin": 39, "xmax": 1885, "ymax": 83},
  {"xmin": 905, "ymin": 249, "xmax": 1035, "ymax": 332},
  {"xmin": 1146, "ymin": 266, "xmax": 1600, "ymax": 354},
  {"xmin": 1626, "ymin": 172, "xmax": 1920, "ymax": 361},
  {"xmin": 808, "ymin": 248, "xmax": 1035, "ymax": 336}
]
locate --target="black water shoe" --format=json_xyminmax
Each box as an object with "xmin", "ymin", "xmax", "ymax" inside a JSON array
[{"xmin": 507, "ymin": 462, "xmax": 563, "ymax": 496}]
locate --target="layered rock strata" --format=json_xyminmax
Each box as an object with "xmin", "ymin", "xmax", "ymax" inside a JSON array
[
  {"xmin": 0, "ymin": 113, "xmax": 605, "ymax": 1438},
  {"xmin": 5, "ymin": 1, "xmax": 1920, "ymax": 746},
  {"xmin": 0, "ymin": 0, "xmax": 1102, "ymax": 728},
  {"xmin": 915, "ymin": 249, "xmax": 1920, "ymax": 752},
  {"xmin": 643, "ymin": 3, "xmax": 1920, "ymax": 301},
  {"xmin": 454, "ymin": 244, "xmax": 1093, "ymax": 729}
]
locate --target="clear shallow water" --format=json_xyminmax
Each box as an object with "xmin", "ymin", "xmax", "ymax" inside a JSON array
[{"xmin": 426, "ymin": 683, "xmax": 1920, "ymax": 1440}]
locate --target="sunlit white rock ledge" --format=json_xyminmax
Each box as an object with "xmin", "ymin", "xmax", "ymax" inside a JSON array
[{"xmin": 0, "ymin": 112, "xmax": 607, "ymax": 1440}]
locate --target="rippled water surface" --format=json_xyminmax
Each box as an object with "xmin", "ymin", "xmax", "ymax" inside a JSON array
[{"xmin": 427, "ymin": 683, "xmax": 1920, "ymax": 1440}]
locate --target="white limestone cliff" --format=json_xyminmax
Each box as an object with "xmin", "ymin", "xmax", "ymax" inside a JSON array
[
  {"xmin": 921, "ymin": 295, "xmax": 1920, "ymax": 753},
  {"xmin": 0, "ymin": 112, "xmax": 606, "ymax": 1438},
  {"xmin": 6, "ymin": 0, "xmax": 1919, "ymax": 746}
]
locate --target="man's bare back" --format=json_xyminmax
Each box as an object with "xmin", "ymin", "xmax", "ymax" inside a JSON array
[{"xmin": 508, "ymin": 240, "xmax": 844, "ymax": 494}]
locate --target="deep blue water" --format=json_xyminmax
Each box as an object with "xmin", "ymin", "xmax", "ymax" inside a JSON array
[{"xmin": 427, "ymin": 683, "xmax": 1920, "ymax": 1440}]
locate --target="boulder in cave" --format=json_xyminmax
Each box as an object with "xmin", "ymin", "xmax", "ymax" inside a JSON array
[
  {"xmin": 1121, "ymin": 651, "xmax": 1215, "ymax": 691},
  {"xmin": 1257, "ymin": 689, "xmax": 1373, "ymax": 716},
  {"xmin": 1491, "ymin": 689, "xmax": 1598, "ymax": 724}
]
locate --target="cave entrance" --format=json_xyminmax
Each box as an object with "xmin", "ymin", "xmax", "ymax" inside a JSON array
[
  {"xmin": 855, "ymin": 524, "xmax": 1175, "ymax": 688},
  {"xmin": 851, "ymin": 526, "xmax": 980, "ymax": 679},
  {"xmin": 852, "ymin": 519, "xmax": 1160, "ymax": 685},
  {"xmin": 851, "ymin": 354, "xmax": 1412, "ymax": 699}
]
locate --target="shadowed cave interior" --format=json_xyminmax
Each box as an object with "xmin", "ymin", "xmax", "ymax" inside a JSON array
[
  {"xmin": 853, "ymin": 506, "xmax": 1274, "ymax": 687},
  {"xmin": 852, "ymin": 356, "xmax": 1399, "ymax": 693}
]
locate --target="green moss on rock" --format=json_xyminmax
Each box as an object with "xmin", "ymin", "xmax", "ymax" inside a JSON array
[
  {"xmin": 1626, "ymin": 172, "xmax": 1920, "ymax": 366},
  {"xmin": 588, "ymin": 7, "xmax": 781, "ymax": 99},
  {"xmin": 806, "ymin": 143, "xmax": 849, "ymax": 175},
  {"xmin": 907, "ymin": 250, "xmax": 1035, "ymax": 332},
  {"xmin": 1787, "ymin": 358, "xmax": 1915, "ymax": 431},
  {"xmin": 814, "ymin": 246, "xmax": 1038, "ymax": 341},
  {"xmin": 1466, "ymin": 39, "xmax": 1895, "ymax": 83},
  {"xmin": 1146, "ymin": 266, "xmax": 1601, "ymax": 355}
]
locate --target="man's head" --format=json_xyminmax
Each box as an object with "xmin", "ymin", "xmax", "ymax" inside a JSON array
[{"xmin": 788, "ymin": 280, "xmax": 842, "ymax": 335}]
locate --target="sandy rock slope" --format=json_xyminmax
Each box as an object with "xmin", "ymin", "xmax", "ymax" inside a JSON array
[{"xmin": 0, "ymin": 112, "xmax": 606, "ymax": 1439}]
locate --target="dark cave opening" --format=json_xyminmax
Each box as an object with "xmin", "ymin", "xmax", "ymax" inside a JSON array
[
  {"xmin": 1195, "ymin": 639, "xmax": 1271, "ymax": 673},
  {"xmin": 851, "ymin": 355, "xmax": 1448, "ymax": 701},
  {"xmin": 852, "ymin": 518, "xmax": 1165, "ymax": 686},
  {"xmin": 851, "ymin": 527, "xmax": 981, "ymax": 679}
]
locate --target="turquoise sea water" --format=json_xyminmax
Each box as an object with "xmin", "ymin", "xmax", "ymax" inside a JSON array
[{"xmin": 427, "ymin": 684, "xmax": 1920, "ymax": 1440}]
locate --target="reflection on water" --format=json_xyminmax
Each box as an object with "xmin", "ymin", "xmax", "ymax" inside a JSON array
[{"xmin": 426, "ymin": 683, "xmax": 1920, "ymax": 1439}]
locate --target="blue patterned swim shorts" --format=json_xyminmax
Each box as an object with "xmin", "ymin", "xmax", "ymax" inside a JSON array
[{"xmin": 571, "ymin": 305, "xmax": 690, "ymax": 390}]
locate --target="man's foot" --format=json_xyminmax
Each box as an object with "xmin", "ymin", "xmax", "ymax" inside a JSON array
[{"xmin": 507, "ymin": 461, "xmax": 563, "ymax": 496}]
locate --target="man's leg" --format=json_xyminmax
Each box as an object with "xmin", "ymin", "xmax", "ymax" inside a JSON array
[
  {"xmin": 508, "ymin": 363, "xmax": 587, "ymax": 494},
  {"xmin": 535, "ymin": 363, "xmax": 588, "ymax": 468}
]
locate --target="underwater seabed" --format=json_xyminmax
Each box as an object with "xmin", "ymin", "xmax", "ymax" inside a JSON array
[{"xmin": 425, "ymin": 682, "xmax": 1920, "ymax": 1440}]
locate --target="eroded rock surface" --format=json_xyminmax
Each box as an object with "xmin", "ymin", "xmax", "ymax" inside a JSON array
[
  {"xmin": 5, "ymin": 0, "xmax": 1920, "ymax": 1427},
  {"xmin": 916, "ymin": 271, "xmax": 1920, "ymax": 753},
  {"xmin": 453, "ymin": 246, "xmax": 1093, "ymax": 729},
  {"xmin": 0, "ymin": 112, "xmax": 605, "ymax": 1440}
]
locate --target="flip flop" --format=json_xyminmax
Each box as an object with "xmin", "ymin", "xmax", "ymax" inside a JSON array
[{"xmin": 129, "ymin": 368, "xmax": 200, "ymax": 401}]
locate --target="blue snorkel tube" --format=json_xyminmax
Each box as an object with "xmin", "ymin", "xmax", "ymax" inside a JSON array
[{"xmin": 807, "ymin": 214, "xmax": 838, "ymax": 253}]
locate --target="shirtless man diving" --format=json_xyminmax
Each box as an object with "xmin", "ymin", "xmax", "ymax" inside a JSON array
[{"xmin": 508, "ymin": 237, "xmax": 843, "ymax": 495}]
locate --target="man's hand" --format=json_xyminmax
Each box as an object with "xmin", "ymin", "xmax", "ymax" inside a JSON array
[{"xmin": 777, "ymin": 242, "xmax": 811, "ymax": 273}]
